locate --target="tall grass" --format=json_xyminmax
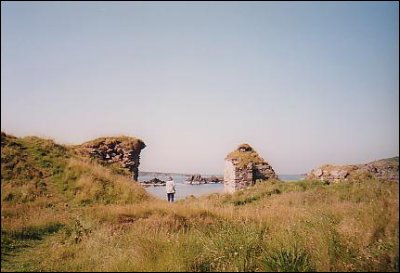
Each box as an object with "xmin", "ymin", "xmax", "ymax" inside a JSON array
[
  {"xmin": 3, "ymin": 179, "xmax": 398, "ymax": 272},
  {"xmin": 1, "ymin": 134, "xmax": 398, "ymax": 271}
]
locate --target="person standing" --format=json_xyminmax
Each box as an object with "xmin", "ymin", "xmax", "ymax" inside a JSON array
[{"xmin": 166, "ymin": 176, "xmax": 176, "ymax": 202}]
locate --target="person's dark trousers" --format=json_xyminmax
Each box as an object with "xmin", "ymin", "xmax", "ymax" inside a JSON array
[{"xmin": 167, "ymin": 193, "xmax": 174, "ymax": 202}]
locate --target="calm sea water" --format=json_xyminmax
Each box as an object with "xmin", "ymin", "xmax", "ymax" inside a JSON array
[{"xmin": 138, "ymin": 173, "xmax": 305, "ymax": 201}]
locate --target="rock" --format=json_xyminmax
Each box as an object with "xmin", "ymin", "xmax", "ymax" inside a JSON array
[
  {"xmin": 207, "ymin": 176, "xmax": 223, "ymax": 183},
  {"xmin": 312, "ymin": 169, "xmax": 323, "ymax": 177},
  {"xmin": 140, "ymin": 178, "xmax": 166, "ymax": 187},
  {"xmin": 306, "ymin": 157, "xmax": 399, "ymax": 183},
  {"xmin": 185, "ymin": 174, "xmax": 223, "ymax": 184},
  {"xmin": 330, "ymin": 169, "xmax": 348, "ymax": 179}
]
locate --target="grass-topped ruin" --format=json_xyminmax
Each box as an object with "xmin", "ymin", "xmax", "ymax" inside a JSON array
[{"xmin": 224, "ymin": 144, "xmax": 278, "ymax": 193}]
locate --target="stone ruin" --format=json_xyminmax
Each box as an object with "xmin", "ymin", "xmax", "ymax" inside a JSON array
[
  {"xmin": 306, "ymin": 157, "xmax": 399, "ymax": 183},
  {"xmin": 224, "ymin": 144, "xmax": 278, "ymax": 193},
  {"xmin": 79, "ymin": 136, "xmax": 146, "ymax": 181}
]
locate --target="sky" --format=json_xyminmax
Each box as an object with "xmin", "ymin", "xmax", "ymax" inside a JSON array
[{"xmin": 1, "ymin": 2, "xmax": 399, "ymax": 175}]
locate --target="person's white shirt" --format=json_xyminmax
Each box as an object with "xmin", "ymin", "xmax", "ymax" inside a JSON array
[{"xmin": 166, "ymin": 179, "xmax": 176, "ymax": 193}]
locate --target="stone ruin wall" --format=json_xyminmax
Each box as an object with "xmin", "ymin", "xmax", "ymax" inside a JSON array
[
  {"xmin": 224, "ymin": 145, "xmax": 278, "ymax": 193},
  {"xmin": 80, "ymin": 138, "xmax": 145, "ymax": 181},
  {"xmin": 224, "ymin": 161, "xmax": 256, "ymax": 193}
]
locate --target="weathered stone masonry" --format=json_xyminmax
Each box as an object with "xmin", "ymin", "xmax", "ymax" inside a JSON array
[
  {"xmin": 80, "ymin": 137, "xmax": 146, "ymax": 181},
  {"xmin": 224, "ymin": 144, "xmax": 277, "ymax": 193}
]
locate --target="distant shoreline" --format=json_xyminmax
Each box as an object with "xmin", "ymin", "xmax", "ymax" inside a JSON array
[
  {"xmin": 139, "ymin": 171, "xmax": 222, "ymax": 177},
  {"xmin": 139, "ymin": 171, "xmax": 306, "ymax": 181}
]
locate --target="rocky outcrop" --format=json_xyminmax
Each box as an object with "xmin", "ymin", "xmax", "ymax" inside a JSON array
[
  {"xmin": 79, "ymin": 136, "xmax": 146, "ymax": 181},
  {"xmin": 307, "ymin": 157, "xmax": 399, "ymax": 183},
  {"xmin": 185, "ymin": 174, "xmax": 223, "ymax": 184},
  {"xmin": 206, "ymin": 175, "xmax": 223, "ymax": 183},
  {"xmin": 224, "ymin": 144, "xmax": 277, "ymax": 193},
  {"xmin": 140, "ymin": 178, "xmax": 166, "ymax": 187}
]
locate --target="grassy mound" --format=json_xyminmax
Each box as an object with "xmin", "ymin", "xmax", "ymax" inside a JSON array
[{"xmin": 1, "ymin": 132, "xmax": 150, "ymax": 270}]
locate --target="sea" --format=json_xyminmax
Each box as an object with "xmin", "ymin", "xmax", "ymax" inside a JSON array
[{"xmin": 138, "ymin": 173, "xmax": 305, "ymax": 201}]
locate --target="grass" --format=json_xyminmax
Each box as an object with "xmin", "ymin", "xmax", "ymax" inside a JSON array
[
  {"xmin": 3, "ymin": 179, "xmax": 397, "ymax": 272},
  {"xmin": 225, "ymin": 143, "xmax": 273, "ymax": 169},
  {"xmin": 263, "ymin": 243, "xmax": 314, "ymax": 272},
  {"xmin": 1, "ymin": 133, "xmax": 399, "ymax": 272},
  {"xmin": 78, "ymin": 135, "xmax": 146, "ymax": 151}
]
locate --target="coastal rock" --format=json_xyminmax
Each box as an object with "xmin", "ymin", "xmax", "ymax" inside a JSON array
[
  {"xmin": 207, "ymin": 176, "xmax": 223, "ymax": 183},
  {"xmin": 140, "ymin": 178, "xmax": 166, "ymax": 187},
  {"xmin": 223, "ymin": 144, "xmax": 278, "ymax": 193},
  {"xmin": 78, "ymin": 136, "xmax": 146, "ymax": 181},
  {"xmin": 330, "ymin": 169, "xmax": 349, "ymax": 179},
  {"xmin": 185, "ymin": 174, "xmax": 223, "ymax": 184},
  {"xmin": 312, "ymin": 169, "xmax": 323, "ymax": 177},
  {"xmin": 306, "ymin": 157, "xmax": 399, "ymax": 183},
  {"xmin": 186, "ymin": 174, "xmax": 205, "ymax": 183}
]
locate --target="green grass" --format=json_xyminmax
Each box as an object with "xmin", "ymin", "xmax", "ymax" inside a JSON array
[
  {"xmin": 1, "ymin": 133, "xmax": 399, "ymax": 272},
  {"xmin": 226, "ymin": 147, "xmax": 265, "ymax": 169},
  {"xmin": 78, "ymin": 135, "xmax": 145, "ymax": 151},
  {"xmin": 263, "ymin": 244, "xmax": 314, "ymax": 272}
]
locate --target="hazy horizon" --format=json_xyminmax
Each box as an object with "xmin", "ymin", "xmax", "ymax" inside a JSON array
[{"xmin": 2, "ymin": 2, "xmax": 399, "ymax": 174}]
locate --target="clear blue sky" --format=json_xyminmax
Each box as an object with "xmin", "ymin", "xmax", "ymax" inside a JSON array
[{"xmin": 1, "ymin": 2, "xmax": 399, "ymax": 174}]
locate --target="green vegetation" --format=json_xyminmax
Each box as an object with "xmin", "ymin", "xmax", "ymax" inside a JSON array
[
  {"xmin": 226, "ymin": 143, "xmax": 265, "ymax": 168},
  {"xmin": 1, "ymin": 133, "xmax": 399, "ymax": 272},
  {"xmin": 79, "ymin": 135, "xmax": 145, "ymax": 151}
]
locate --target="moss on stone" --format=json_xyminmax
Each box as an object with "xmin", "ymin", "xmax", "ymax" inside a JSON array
[
  {"xmin": 226, "ymin": 144, "xmax": 265, "ymax": 169},
  {"xmin": 80, "ymin": 136, "xmax": 145, "ymax": 151}
]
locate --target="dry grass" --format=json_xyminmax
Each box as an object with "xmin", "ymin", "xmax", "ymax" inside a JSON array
[
  {"xmin": 78, "ymin": 135, "xmax": 145, "ymax": 151},
  {"xmin": 4, "ymin": 179, "xmax": 398, "ymax": 272},
  {"xmin": 1, "ymin": 134, "xmax": 398, "ymax": 272},
  {"xmin": 225, "ymin": 144, "xmax": 266, "ymax": 168}
]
